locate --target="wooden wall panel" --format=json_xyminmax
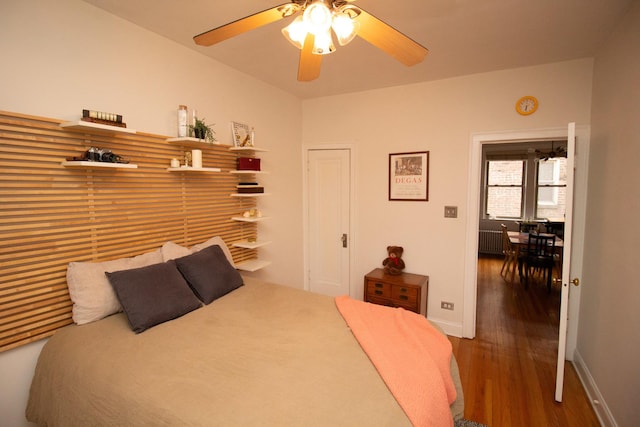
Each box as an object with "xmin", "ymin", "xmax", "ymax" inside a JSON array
[{"xmin": 0, "ymin": 111, "xmax": 257, "ymax": 352}]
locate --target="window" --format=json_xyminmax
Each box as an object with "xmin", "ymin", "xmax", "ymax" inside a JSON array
[
  {"xmin": 536, "ymin": 158, "xmax": 567, "ymax": 218},
  {"xmin": 482, "ymin": 142, "xmax": 567, "ymax": 221},
  {"xmin": 485, "ymin": 160, "xmax": 524, "ymax": 218}
]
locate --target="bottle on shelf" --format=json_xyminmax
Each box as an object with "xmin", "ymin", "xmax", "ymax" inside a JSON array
[{"xmin": 177, "ymin": 105, "xmax": 187, "ymax": 137}]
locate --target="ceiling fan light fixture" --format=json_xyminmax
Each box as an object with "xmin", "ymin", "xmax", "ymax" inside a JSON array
[
  {"xmin": 303, "ymin": 1, "xmax": 333, "ymax": 35},
  {"xmin": 282, "ymin": 15, "xmax": 307, "ymax": 49},
  {"xmin": 331, "ymin": 12, "xmax": 359, "ymax": 46},
  {"xmin": 535, "ymin": 141, "xmax": 567, "ymax": 161},
  {"xmin": 312, "ymin": 29, "xmax": 335, "ymax": 55},
  {"xmin": 278, "ymin": 3, "xmax": 302, "ymax": 18}
]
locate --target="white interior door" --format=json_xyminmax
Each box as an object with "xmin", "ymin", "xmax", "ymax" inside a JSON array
[
  {"xmin": 555, "ymin": 122, "xmax": 577, "ymax": 402},
  {"xmin": 307, "ymin": 149, "xmax": 350, "ymax": 296}
]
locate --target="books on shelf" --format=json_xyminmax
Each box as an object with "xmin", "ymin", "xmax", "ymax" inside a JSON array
[
  {"xmin": 82, "ymin": 109, "xmax": 126, "ymax": 128},
  {"xmin": 236, "ymin": 183, "xmax": 264, "ymax": 193}
]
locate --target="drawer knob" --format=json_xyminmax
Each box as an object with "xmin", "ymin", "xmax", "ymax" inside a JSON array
[
  {"xmin": 399, "ymin": 295, "xmax": 408, "ymax": 300},
  {"xmin": 400, "ymin": 287, "xmax": 408, "ymax": 293},
  {"xmin": 375, "ymin": 282, "xmax": 383, "ymax": 288},
  {"xmin": 375, "ymin": 290, "xmax": 383, "ymax": 296}
]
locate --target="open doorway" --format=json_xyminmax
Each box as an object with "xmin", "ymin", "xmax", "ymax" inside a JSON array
[
  {"xmin": 476, "ymin": 140, "xmax": 567, "ymax": 370},
  {"xmin": 463, "ymin": 125, "xmax": 590, "ymax": 405},
  {"xmin": 463, "ymin": 125, "xmax": 588, "ymax": 338}
]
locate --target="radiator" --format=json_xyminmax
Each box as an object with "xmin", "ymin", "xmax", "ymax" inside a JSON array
[{"xmin": 478, "ymin": 230, "xmax": 503, "ymax": 255}]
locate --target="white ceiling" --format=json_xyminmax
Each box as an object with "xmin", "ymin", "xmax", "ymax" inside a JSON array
[{"xmin": 82, "ymin": 0, "xmax": 633, "ymax": 99}]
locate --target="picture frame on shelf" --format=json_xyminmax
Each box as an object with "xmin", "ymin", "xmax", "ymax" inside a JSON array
[
  {"xmin": 388, "ymin": 151, "xmax": 429, "ymax": 201},
  {"xmin": 231, "ymin": 121, "xmax": 252, "ymax": 147}
]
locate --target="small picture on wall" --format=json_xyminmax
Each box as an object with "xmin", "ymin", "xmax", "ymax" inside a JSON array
[
  {"xmin": 389, "ymin": 151, "xmax": 429, "ymax": 201},
  {"xmin": 231, "ymin": 121, "xmax": 252, "ymax": 147}
]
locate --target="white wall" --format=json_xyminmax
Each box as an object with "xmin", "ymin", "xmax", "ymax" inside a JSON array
[
  {"xmin": 0, "ymin": 341, "xmax": 46, "ymax": 427},
  {"xmin": 0, "ymin": 1, "xmax": 303, "ymax": 425},
  {"xmin": 3, "ymin": 0, "xmax": 635, "ymax": 426},
  {"xmin": 302, "ymin": 59, "xmax": 593, "ymax": 332},
  {"xmin": 580, "ymin": 2, "xmax": 640, "ymax": 425}
]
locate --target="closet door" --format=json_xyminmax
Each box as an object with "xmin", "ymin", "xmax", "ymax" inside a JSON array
[{"xmin": 307, "ymin": 149, "xmax": 351, "ymax": 297}]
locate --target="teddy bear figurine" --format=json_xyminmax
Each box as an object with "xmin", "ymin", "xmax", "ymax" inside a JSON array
[{"xmin": 382, "ymin": 246, "xmax": 405, "ymax": 275}]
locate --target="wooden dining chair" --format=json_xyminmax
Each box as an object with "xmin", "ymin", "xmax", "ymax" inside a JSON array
[
  {"xmin": 500, "ymin": 224, "xmax": 518, "ymax": 282},
  {"xmin": 524, "ymin": 233, "xmax": 556, "ymax": 292}
]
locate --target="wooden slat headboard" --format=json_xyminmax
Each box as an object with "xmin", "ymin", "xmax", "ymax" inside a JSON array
[{"xmin": 0, "ymin": 111, "xmax": 258, "ymax": 352}]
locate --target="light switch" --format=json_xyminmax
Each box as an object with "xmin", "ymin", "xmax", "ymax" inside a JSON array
[{"xmin": 444, "ymin": 206, "xmax": 458, "ymax": 218}]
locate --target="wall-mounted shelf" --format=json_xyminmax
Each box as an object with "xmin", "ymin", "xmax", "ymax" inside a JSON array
[
  {"xmin": 229, "ymin": 170, "xmax": 268, "ymax": 175},
  {"xmin": 60, "ymin": 121, "xmax": 136, "ymax": 135},
  {"xmin": 61, "ymin": 161, "xmax": 138, "ymax": 169},
  {"xmin": 229, "ymin": 146, "xmax": 268, "ymax": 153},
  {"xmin": 231, "ymin": 216, "xmax": 270, "ymax": 222},
  {"xmin": 166, "ymin": 137, "xmax": 227, "ymax": 149},
  {"xmin": 233, "ymin": 240, "xmax": 271, "ymax": 249},
  {"xmin": 235, "ymin": 259, "xmax": 271, "ymax": 272},
  {"xmin": 229, "ymin": 144, "xmax": 269, "ymax": 272},
  {"xmin": 231, "ymin": 193, "xmax": 269, "ymax": 197},
  {"xmin": 167, "ymin": 166, "xmax": 221, "ymax": 172}
]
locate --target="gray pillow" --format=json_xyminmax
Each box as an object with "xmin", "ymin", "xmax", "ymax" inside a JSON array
[
  {"xmin": 106, "ymin": 260, "xmax": 202, "ymax": 333},
  {"xmin": 174, "ymin": 245, "xmax": 243, "ymax": 304}
]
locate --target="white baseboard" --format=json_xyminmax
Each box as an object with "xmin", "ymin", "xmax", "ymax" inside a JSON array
[
  {"xmin": 428, "ymin": 318, "xmax": 463, "ymax": 338},
  {"xmin": 573, "ymin": 350, "xmax": 617, "ymax": 427}
]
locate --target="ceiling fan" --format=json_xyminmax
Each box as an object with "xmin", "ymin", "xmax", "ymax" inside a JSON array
[
  {"xmin": 536, "ymin": 141, "xmax": 567, "ymax": 161},
  {"xmin": 193, "ymin": 0, "xmax": 429, "ymax": 82}
]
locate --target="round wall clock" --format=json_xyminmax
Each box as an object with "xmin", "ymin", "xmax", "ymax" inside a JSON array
[{"xmin": 515, "ymin": 96, "xmax": 539, "ymax": 115}]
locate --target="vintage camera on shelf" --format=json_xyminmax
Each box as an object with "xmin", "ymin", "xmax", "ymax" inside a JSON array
[{"xmin": 82, "ymin": 147, "xmax": 128, "ymax": 163}]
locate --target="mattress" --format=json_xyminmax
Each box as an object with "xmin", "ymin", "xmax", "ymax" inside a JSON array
[{"xmin": 27, "ymin": 276, "xmax": 463, "ymax": 426}]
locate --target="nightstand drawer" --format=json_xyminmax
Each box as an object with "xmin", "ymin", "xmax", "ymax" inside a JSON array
[
  {"xmin": 391, "ymin": 285, "xmax": 418, "ymax": 304},
  {"xmin": 366, "ymin": 280, "xmax": 391, "ymax": 298},
  {"xmin": 366, "ymin": 296, "xmax": 394, "ymax": 308},
  {"xmin": 368, "ymin": 296, "xmax": 417, "ymax": 312},
  {"xmin": 394, "ymin": 300, "xmax": 420, "ymax": 312}
]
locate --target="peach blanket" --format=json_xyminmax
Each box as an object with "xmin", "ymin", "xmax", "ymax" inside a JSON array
[{"xmin": 335, "ymin": 296, "xmax": 456, "ymax": 427}]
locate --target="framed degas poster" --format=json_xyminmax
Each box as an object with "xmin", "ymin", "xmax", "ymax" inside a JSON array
[{"xmin": 388, "ymin": 151, "xmax": 429, "ymax": 201}]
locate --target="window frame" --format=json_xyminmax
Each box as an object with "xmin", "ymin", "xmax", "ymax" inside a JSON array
[
  {"xmin": 481, "ymin": 141, "xmax": 567, "ymax": 221},
  {"xmin": 484, "ymin": 159, "xmax": 526, "ymax": 219},
  {"xmin": 535, "ymin": 157, "xmax": 567, "ymax": 218}
]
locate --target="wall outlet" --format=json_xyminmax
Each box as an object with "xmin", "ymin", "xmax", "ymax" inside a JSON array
[{"xmin": 441, "ymin": 301, "xmax": 454, "ymax": 310}]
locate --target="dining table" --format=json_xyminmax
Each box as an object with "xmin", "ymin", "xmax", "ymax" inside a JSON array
[
  {"xmin": 508, "ymin": 231, "xmax": 564, "ymax": 250},
  {"xmin": 508, "ymin": 231, "xmax": 564, "ymax": 282}
]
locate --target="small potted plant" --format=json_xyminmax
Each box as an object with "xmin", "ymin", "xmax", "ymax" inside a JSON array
[{"xmin": 189, "ymin": 117, "xmax": 217, "ymax": 143}]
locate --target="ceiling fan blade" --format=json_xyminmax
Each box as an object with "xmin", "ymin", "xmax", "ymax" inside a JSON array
[
  {"xmin": 194, "ymin": 4, "xmax": 291, "ymax": 46},
  {"xmin": 354, "ymin": 9, "xmax": 428, "ymax": 66},
  {"xmin": 298, "ymin": 33, "xmax": 322, "ymax": 81}
]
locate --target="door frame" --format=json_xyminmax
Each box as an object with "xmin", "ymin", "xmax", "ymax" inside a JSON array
[
  {"xmin": 302, "ymin": 143, "xmax": 357, "ymax": 297},
  {"xmin": 463, "ymin": 126, "xmax": 590, "ymax": 363}
]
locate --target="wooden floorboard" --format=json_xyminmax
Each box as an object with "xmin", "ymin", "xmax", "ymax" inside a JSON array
[{"xmin": 449, "ymin": 255, "xmax": 600, "ymax": 426}]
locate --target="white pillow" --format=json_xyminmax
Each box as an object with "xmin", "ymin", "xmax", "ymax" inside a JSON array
[
  {"xmin": 67, "ymin": 249, "xmax": 163, "ymax": 325},
  {"xmin": 191, "ymin": 236, "xmax": 236, "ymax": 268},
  {"xmin": 161, "ymin": 241, "xmax": 191, "ymax": 261},
  {"xmin": 161, "ymin": 236, "xmax": 236, "ymax": 268}
]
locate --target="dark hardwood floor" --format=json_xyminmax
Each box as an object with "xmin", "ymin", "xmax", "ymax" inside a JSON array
[{"xmin": 448, "ymin": 255, "xmax": 600, "ymax": 426}]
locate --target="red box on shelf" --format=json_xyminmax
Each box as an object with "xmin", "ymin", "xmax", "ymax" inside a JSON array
[{"xmin": 237, "ymin": 157, "xmax": 261, "ymax": 171}]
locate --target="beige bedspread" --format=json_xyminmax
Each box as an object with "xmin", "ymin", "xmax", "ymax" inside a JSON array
[{"xmin": 27, "ymin": 277, "xmax": 463, "ymax": 426}]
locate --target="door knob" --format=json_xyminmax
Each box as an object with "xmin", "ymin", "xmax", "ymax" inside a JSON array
[{"xmin": 552, "ymin": 277, "xmax": 580, "ymax": 286}]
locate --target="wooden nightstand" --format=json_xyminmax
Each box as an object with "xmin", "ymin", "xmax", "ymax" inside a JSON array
[{"xmin": 363, "ymin": 268, "xmax": 429, "ymax": 315}]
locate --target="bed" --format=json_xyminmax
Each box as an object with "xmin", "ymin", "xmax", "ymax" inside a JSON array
[{"xmin": 26, "ymin": 239, "xmax": 464, "ymax": 426}]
